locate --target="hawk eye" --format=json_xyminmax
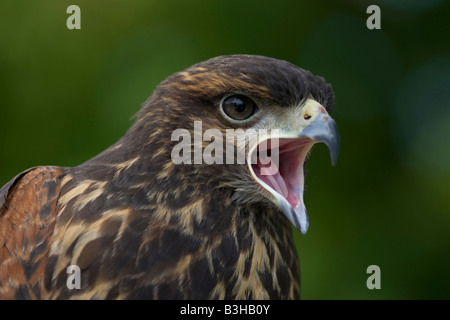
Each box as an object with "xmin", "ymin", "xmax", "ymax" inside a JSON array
[{"xmin": 221, "ymin": 95, "xmax": 258, "ymax": 121}]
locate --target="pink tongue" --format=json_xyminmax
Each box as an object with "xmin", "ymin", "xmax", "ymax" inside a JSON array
[
  {"xmin": 287, "ymin": 194, "xmax": 299, "ymax": 208},
  {"xmin": 254, "ymin": 157, "xmax": 291, "ymax": 201}
]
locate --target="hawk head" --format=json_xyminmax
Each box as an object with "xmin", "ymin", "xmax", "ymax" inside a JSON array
[{"xmin": 123, "ymin": 54, "xmax": 339, "ymax": 235}]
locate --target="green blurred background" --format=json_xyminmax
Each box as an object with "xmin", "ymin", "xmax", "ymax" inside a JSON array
[{"xmin": 1, "ymin": 0, "xmax": 449, "ymax": 299}]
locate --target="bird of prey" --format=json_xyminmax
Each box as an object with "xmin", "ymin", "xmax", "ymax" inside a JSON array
[{"xmin": 0, "ymin": 54, "xmax": 339, "ymax": 299}]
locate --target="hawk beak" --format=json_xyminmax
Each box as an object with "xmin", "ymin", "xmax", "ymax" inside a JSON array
[
  {"xmin": 299, "ymin": 113, "xmax": 340, "ymax": 167},
  {"xmin": 248, "ymin": 109, "xmax": 339, "ymax": 234}
]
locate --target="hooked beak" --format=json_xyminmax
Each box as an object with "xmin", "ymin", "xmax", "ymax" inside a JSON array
[{"xmin": 247, "ymin": 103, "xmax": 340, "ymax": 234}]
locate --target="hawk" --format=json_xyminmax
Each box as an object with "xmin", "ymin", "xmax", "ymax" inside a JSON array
[{"xmin": 0, "ymin": 55, "xmax": 339, "ymax": 299}]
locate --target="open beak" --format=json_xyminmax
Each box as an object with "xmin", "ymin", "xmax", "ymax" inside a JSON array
[{"xmin": 247, "ymin": 104, "xmax": 339, "ymax": 234}]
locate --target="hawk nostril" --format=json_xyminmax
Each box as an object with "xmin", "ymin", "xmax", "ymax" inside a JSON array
[{"xmin": 304, "ymin": 114, "xmax": 312, "ymax": 120}]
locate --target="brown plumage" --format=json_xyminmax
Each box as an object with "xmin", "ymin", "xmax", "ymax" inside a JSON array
[{"xmin": 0, "ymin": 55, "xmax": 339, "ymax": 299}]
